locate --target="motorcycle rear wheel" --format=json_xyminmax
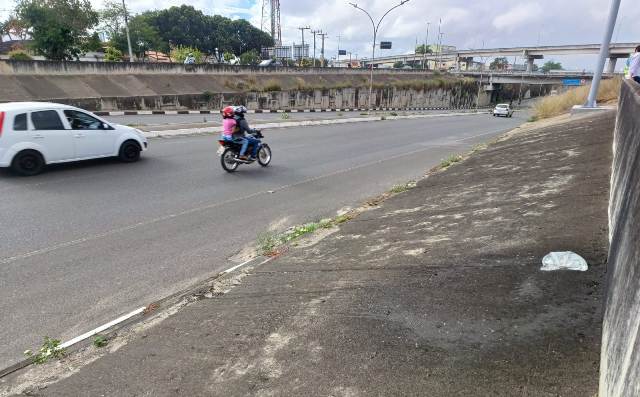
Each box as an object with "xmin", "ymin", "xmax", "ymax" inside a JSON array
[
  {"xmin": 221, "ymin": 148, "xmax": 240, "ymax": 172},
  {"xmin": 258, "ymin": 145, "xmax": 272, "ymax": 167}
]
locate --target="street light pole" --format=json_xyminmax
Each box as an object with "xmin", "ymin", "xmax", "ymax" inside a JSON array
[
  {"xmin": 585, "ymin": 0, "xmax": 622, "ymax": 108},
  {"xmin": 423, "ymin": 21, "xmax": 430, "ymax": 70},
  {"xmin": 349, "ymin": 1, "xmax": 411, "ymax": 110},
  {"xmin": 122, "ymin": 0, "xmax": 134, "ymax": 62}
]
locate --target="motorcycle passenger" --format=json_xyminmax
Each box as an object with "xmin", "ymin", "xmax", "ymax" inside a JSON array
[
  {"xmin": 233, "ymin": 106, "xmax": 261, "ymax": 161},
  {"xmin": 221, "ymin": 106, "xmax": 237, "ymax": 141}
]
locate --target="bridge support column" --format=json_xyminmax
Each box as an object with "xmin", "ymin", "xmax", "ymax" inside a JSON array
[
  {"xmin": 524, "ymin": 53, "xmax": 544, "ymax": 73},
  {"xmin": 606, "ymin": 57, "xmax": 618, "ymax": 74}
]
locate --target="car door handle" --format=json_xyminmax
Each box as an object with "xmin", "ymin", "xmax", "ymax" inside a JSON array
[
  {"xmin": 74, "ymin": 133, "xmax": 85, "ymax": 138},
  {"xmin": 32, "ymin": 134, "xmax": 44, "ymax": 139}
]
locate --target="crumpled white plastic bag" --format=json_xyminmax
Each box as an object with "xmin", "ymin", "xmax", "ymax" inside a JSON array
[{"xmin": 541, "ymin": 252, "xmax": 588, "ymax": 272}]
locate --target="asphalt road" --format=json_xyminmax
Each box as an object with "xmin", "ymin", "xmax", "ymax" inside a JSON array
[
  {"xmin": 104, "ymin": 109, "xmax": 474, "ymax": 130},
  {"xmin": 0, "ymin": 112, "xmax": 526, "ymax": 369}
]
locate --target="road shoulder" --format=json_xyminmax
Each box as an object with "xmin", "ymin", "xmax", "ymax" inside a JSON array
[{"xmin": 3, "ymin": 111, "xmax": 613, "ymax": 396}]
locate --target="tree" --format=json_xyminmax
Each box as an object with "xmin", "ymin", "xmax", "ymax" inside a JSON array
[
  {"xmin": 83, "ymin": 31, "xmax": 103, "ymax": 52},
  {"xmin": 415, "ymin": 44, "xmax": 432, "ymax": 54},
  {"xmin": 239, "ymin": 49, "xmax": 260, "ymax": 65},
  {"xmin": 490, "ymin": 57, "xmax": 509, "ymax": 71},
  {"xmin": 2, "ymin": 16, "xmax": 30, "ymax": 41},
  {"xmin": 110, "ymin": 14, "xmax": 162, "ymax": 59},
  {"xmin": 98, "ymin": 0, "xmax": 125, "ymax": 40},
  {"xmin": 16, "ymin": 0, "xmax": 99, "ymax": 60},
  {"xmin": 393, "ymin": 61, "xmax": 405, "ymax": 69},
  {"xmin": 541, "ymin": 61, "xmax": 562, "ymax": 73}
]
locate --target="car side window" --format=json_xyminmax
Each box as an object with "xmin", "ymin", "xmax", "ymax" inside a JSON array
[
  {"xmin": 13, "ymin": 113, "xmax": 27, "ymax": 131},
  {"xmin": 31, "ymin": 110, "xmax": 64, "ymax": 130},
  {"xmin": 64, "ymin": 110, "xmax": 104, "ymax": 130}
]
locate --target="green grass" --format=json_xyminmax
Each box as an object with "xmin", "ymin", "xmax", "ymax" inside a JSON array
[
  {"xmin": 390, "ymin": 181, "xmax": 417, "ymax": 194},
  {"xmin": 440, "ymin": 154, "xmax": 463, "ymax": 168},
  {"xmin": 256, "ymin": 215, "xmax": 355, "ymax": 256}
]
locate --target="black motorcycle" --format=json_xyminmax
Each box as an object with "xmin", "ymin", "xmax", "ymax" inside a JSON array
[{"xmin": 218, "ymin": 130, "xmax": 272, "ymax": 172}]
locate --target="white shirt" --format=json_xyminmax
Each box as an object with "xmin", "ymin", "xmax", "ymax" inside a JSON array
[{"xmin": 630, "ymin": 53, "xmax": 640, "ymax": 77}]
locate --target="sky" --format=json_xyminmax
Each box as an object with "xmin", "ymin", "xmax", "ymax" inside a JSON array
[{"xmin": 3, "ymin": 0, "xmax": 639, "ymax": 70}]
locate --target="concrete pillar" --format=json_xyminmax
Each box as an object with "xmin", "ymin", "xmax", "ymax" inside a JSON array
[
  {"xmin": 455, "ymin": 56, "xmax": 460, "ymax": 71},
  {"xmin": 606, "ymin": 57, "xmax": 618, "ymax": 74},
  {"xmin": 526, "ymin": 57, "xmax": 535, "ymax": 73}
]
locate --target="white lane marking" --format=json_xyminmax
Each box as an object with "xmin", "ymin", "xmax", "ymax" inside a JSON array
[
  {"xmin": 0, "ymin": 128, "xmax": 503, "ymax": 266},
  {"xmin": 223, "ymin": 257, "xmax": 271, "ymax": 274},
  {"xmin": 59, "ymin": 307, "xmax": 146, "ymax": 349},
  {"xmin": 55, "ymin": 256, "xmax": 272, "ymax": 354}
]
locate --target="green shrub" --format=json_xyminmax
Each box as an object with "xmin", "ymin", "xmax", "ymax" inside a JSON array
[
  {"xmin": 104, "ymin": 46, "xmax": 123, "ymax": 62},
  {"xmin": 8, "ymin": 50, "xmax": 32, "ymax": 61}
]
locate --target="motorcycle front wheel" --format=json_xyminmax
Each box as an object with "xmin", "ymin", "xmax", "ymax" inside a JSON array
[
  {"xmin": 258, "ymin": 145, "xmax": 272, "ymax": 167},
  {"xmin": 221, "ymin": 148, "xmax": 240, "ymax": 172}
]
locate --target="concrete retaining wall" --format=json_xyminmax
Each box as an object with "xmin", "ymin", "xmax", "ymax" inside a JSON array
[
  {"xmin": 600, "ymin": 79, "xmax": 640, "ymax": 396},
  {"xmin": 0, "ymin": 59, "xmax": 433, "ymax": 76},
  {"xmin": 0, "ymin": 64, "xmax": 484, "ymax": 111},
  {"xmin": 46, "ymin": 86, "xmax": 481, "ymax": 112}
]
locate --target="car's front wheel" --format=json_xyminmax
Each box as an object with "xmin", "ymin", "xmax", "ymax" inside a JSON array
[
  {"xmin": 11, "ymin": 150, "xmax": 45, "ymax": 176},
  {"xmin": 118, "ymin": 140, "xmax": 141, "ymax": 163}
]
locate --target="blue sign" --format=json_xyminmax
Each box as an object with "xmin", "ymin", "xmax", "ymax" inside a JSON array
[{"xmin": 562, "ymin": 79, "xmax": 582, "ymax": 86}]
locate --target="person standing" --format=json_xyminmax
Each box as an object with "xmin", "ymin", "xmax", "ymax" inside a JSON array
[{"xmin": 630, "ymin": 45, "xmax": 640, "ymax": 84}]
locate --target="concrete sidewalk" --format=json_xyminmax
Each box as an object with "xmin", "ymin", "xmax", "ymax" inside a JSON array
[{"xmin": 5, "ymin": 112, "xmax": 613, "ymax": 396}]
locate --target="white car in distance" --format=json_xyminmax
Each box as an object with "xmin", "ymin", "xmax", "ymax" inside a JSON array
[
  {"xmin": 493, "ymin": 103, "xmax": 514, "ymax": 118},
  {"xmin": 0, "ymin": 102, "xmax": 148, "ymax": 176}
]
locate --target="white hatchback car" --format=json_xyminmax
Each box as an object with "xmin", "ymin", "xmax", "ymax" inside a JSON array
[
  {"xmin": 0, "ymin": 102, "xmax": 148, "ymax": 176},
  {"xmin": 493, "ymin": 103, "xmax": 514, "ymax": 118}
]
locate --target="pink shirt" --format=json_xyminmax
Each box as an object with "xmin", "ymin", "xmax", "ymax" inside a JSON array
[{"xmin": 222, "ymin": 118, "xmax": 236, "ymax": 138}]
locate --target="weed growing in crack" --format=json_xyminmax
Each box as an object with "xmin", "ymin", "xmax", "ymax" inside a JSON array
[
  {"xmin": 390, "ymin": 181, "xmax": 417, "ymax": 194},
  {"xmin": 93, "ymin": 335, "xmax": 109, "ymax": 348},
  {"xmin": 280, "ymin": 112, "xmax": 290, "ymax": 120},
  {"xmin": 257, "ymin": 231, "xmax": 280, "ymax": 256},
  {"xmin": 440, "ymin": 154, "xmax": 463, "ymax": 168},
  {"xmin": 24, "ymin": 337, "xmax": 66, "ymax": 364}
]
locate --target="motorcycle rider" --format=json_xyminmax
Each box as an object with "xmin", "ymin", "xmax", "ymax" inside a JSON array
[{"xmin": 233, "ymin": 106, "xmax": 261, "ymax": 161}]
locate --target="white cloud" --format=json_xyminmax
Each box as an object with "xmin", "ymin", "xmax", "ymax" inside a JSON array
[
  {"xmin": 492, "ymin": 3, "xmax": 543, "ymax": 32},
  {"xmin": 2, "ymin": 0, "xmax": 639, "ymax": 70}
]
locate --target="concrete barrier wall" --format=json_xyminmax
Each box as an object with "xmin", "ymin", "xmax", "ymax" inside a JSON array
[
  {"xmin": 0, "ymin": 59, "xmax": 434, "ymax": 76},
  {"xmin": 39, "ymin": 86, "xmax": 482, "ymax": 112},
  {"xmin": 600, "ymin": 79, "xmax": 640, "ymax": 396}
]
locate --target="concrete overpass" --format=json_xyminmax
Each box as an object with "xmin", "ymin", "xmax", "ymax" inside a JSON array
[{"xmin": 360, "ymin": 43, "xmax": 638, "ymax": 73}]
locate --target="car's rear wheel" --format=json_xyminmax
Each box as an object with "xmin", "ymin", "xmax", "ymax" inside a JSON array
[
  {"xmin": 11, "ymin": 150, "xmax": 45, "ymax": 176},
  {"xmin": 119, "ymin": 140, "xmax": 141, "ymax": 163}
]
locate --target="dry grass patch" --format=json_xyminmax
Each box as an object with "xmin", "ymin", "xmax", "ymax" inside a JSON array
[{"xmin": 533, "ymin": 77, "xmax": 622, "ymax": 119}]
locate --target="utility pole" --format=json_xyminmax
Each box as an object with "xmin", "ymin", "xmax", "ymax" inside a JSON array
[
  {"xmin": 423, "ymin": 21, "xmax": 430, "ymax": 70},
  {"xmin": 297, "ymin": 26, "xmax": 310, "ymax": 65},
  {"xmin": 319, "ymin": 32, "xmax": 328, "ymax": 67},
  {"xmin": 311, "ymin": 30, "xmax": 320, "ymax": 67},
  {"xmin": 349, "ymin": 0, "xmax": 411, "ymax": 109},
  {"xmin": 585, "ymin": 0, "xmax": 622, "ymax": 108},
  {"xmin": 337, "ymin": 35, "xmax": 342, "ymax": 65},
  {"xmin": 122, "ymin": 0, "xmax": 134, "ymax": 62}
]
